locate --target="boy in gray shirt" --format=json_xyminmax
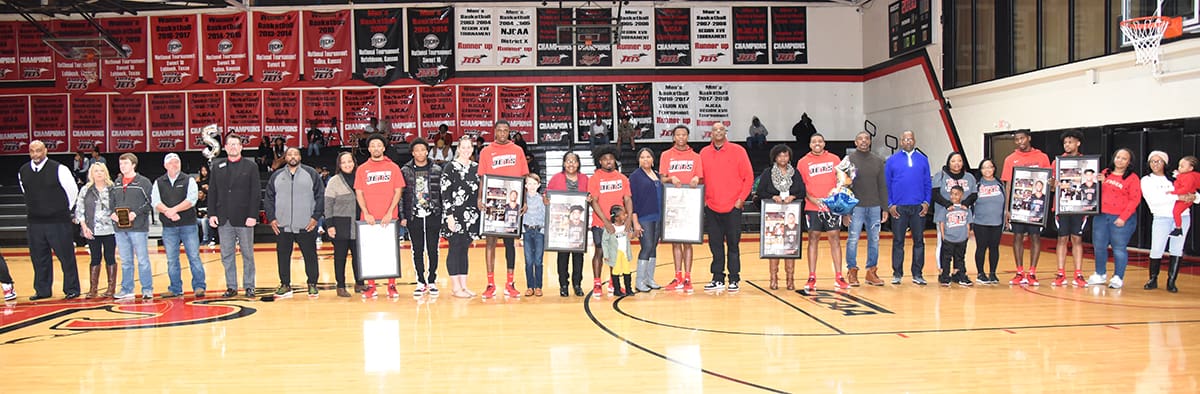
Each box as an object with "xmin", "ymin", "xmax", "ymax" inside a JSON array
[{"xmin": 937, "ymin": 186, "xmax": 973, "ymax": 287}]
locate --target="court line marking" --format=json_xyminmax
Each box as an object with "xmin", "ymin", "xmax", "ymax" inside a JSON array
[{"xmin": 1017, "ymin": 286, "xmax": 1200, "ymax": 309}]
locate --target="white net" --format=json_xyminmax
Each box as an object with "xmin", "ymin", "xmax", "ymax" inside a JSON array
[{"xmin": 1120, "ymin": 16, "xmax": 1170, "ymax": 66}]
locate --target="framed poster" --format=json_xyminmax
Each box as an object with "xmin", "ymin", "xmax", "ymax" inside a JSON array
[
  {"xmin": 481, "ymin": 175, "xmax": 525, "ymax": 238},
  {"xmin": 760, "ymin": 201, "xmax": 803, "ymax": 259},
  {"xmin": 661, "ymin": 184, "xmax": 705, "ymax": 244},
  {"xmin": 354, "ymin": 221, "xmax": 401, "ymax": 280},
  {"xmin": 1009, "ymin": 167, "xmax": 1052, "ymax": 226},
  {"xmin": 545, "ymin": 190, "xmax": 590, "ymax": 253},
  {"xmin": 1054, "ymin": 155, "xmax": 1101, "ymax": 215}
]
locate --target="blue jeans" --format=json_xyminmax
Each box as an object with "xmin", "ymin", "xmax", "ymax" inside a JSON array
[
  {"xmin": 890, "ymin": 205, "xmax": 926, "ymax": 278},
  {"xmin": 307, "ymin": 141, "xmax": 321, "ymax": 157},
  {"xmin": 523, "ymin": 228, "xmax": 545, "ymax": 288},
  {"xmin": 1093, "ymin": 213, "xmax": 1138, "ymax": 278},
  {"xmin": 638, "ymin": 218, "xmax": 660, "ymax": 260},
  {"xmin": 846, "ymin": 206, "xmax": 881, "ymax": 269},
  {"xmin": 746, "ymin": 134, "xmax": 766, "ymax": 149},
  {"xmin": 115, "ymin": 231, "xmax": 152, "ymax": 295},
  {"xmin": 162, "ymin": 225, "xmax": 206, "ymax": 294},
  {"xmin": 196, "ymin": 218, "xmax": 212, "ymax": 243},
  {"xmin": 1149, "ymin": 215, "xmax": 1190, "ymax": 258}
]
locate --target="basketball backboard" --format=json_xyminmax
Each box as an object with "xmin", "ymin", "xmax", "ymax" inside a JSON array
[
  {"xmin": 42, "ymin": 36, "xmax": 128, "ymax": 60},
  {"xmin": 1124, "ymin": 0, "xmax": 1199, "ymax": 31}
]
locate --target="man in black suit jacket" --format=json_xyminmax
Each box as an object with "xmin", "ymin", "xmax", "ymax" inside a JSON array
[{"xmin": 208, "ymin": 134, "xmax": 262, "ymax": 298}]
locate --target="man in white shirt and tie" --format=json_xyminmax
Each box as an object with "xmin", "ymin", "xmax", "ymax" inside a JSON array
[{"xmin": 18, "ymin": 140, "xmax": 82, "ymax": 300}]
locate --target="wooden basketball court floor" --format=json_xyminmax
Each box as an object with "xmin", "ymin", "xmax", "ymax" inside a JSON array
[{"xmin": 1, "ymin": 234, "xmax": 1198, "ymax": 393}]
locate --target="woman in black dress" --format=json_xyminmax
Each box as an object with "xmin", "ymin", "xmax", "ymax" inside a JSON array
[{"xmin": 441, "ymin": 136, "xmax": 481, "ymax": 298}]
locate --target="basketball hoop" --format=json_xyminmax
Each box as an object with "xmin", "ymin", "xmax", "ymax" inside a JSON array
[{"xmin": 1119, "ymin": 0, "xmax": 1184, "ymax": 73}]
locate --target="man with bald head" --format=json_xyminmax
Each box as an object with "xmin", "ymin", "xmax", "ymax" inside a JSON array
[
  {"xmin": 885, "ymin": 130, "xmax": 932, "ymax": 285},
  {"xmin": 699, "ymin": 121, "xmax": 754, "ymax": 292},
  {"xmin": 19, "ymin": 140, "xmax": 82, "ymax": 300}
]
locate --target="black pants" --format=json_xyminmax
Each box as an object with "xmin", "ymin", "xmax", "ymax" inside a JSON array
[
  {"xmin": 706, "ymin": 207, "xmax": 743, "ymax": 283},
  {"xmin": 0, "ymin": 252, "xmax": 12, "ymax": 284},
  {"xmin": 277, "ymin": 230, "xmax": 319, "ymax": 285},
  {"xmin": 410, "ymin": 215, "xmax": 441, "ymax": 284},
  {"xmin": 891, "ymin": 205, "xmax": 926, "ymax": 278},
  {"xmin": 332, "ymin": 239, "xmax": 362, "ymax": 288},
  {"xmin": 557, "ymin": 251, "xmax": 584, "ymax": 287},
  {"xmin": 87, "ymin": 234, "xmax": 117, "ymax": 267},
  {"xmin": 489, "ymin": 237, "xmax": 516, "ymax": 270},
  {"xmin": 447, "ymin": 234, "xmax": 472, "ymax": 275},
  {"xmin": 27, "ymin": 222, "xmax": 80, "ymax": 296},
  {"xmin": 973, "ymin": 224, "xmax": 1002, "ymax": 274},
  {"xmin": 939, "ymin": 239, "xmax": 967, "ymax": 276}
]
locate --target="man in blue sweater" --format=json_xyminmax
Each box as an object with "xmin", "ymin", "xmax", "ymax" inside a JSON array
[{"xmin": 885, "ymin": 131, "xmax": 932, "ymax": 285}]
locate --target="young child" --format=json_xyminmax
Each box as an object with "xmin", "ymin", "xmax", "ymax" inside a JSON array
[
  {"xmin": 523, "ymin": 173, "xmax": 547, "ymax": 296},
  {"xmin": 602, "ymin": 205, "xmax": 635, "ymax": 296},
  {"xmin": 1170, "ymin": 156, "xmax": 1200, "ymax": 236},
  {"xmin": 937, "ymin": 186, "xmax": 974, "ymax": 287}
]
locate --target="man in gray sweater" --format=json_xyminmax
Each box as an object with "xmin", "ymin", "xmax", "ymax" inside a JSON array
[
  {"xmin": 844, "ymin": 131, "xmax": 888, "ymax": 286},
  {"xmin": 265, "ymin": 148, "xmax": 325, "ymax": 298}
]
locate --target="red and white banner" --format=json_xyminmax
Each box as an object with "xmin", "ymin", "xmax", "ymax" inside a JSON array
[
  {"xmin": 108, "ymin": 95, "xmax": 147, "ymax": 153},
  {"xmin": 253, "ymin": 11, "xmax": 300, "ymax": 88},
  {"xmin": 615, "ymin": 7, "xmax": 654, "ymax": 68},
  {"xmin": 263, "ymin": 90, "xmax": 300, "ymax": 144},
  {"xmin": 497, "ymin": 86, "xmax": 535, "ymax": 143},
  {"xmin": 203, "ymin": 13, "xmax": 250, "ymax": 86},
  {"xmin": 302, "ymin": 10, "xmax": 352, "ymax": 87},
  {"xmin": 458, "ymin": 85, "xmax": 495, "ymax": 142},
  {"xmin": 147, "ymin": 93, "xmax": 187, "ymax": 152},
  {"xmin": 224, "ymin": 90, "xmax": 263, "ymax": 146},
  {"xmin": 70, "ymin": 96, "xmax": 107, "ymax": 153},
  {"xmin": 0, "ymin": 96, "xmax": 30, "ymax": 155},
  {"xmin": 101, "ymin": 17, "xmax": 150, "ymax": 94},
  {"xmin": 692, "ymin": 7, "xmax": 732, "ymax": 66},
  {"xmin": 151, "ymin": 15, "xmax": 200, "ymax": 88},
  {"xmin": 379, "ymin": 87, "xmax": 418, "ymax": 144},
  {"xmin": 616, "ymin": 83, "xmax": 654, "ymax": 141},
  {"xmin": 0, "ymin": 22, "xmax": 20, "ymax": 81},
  {"xmin": 301, "ymin": 90, "xmax": 341, "ymax": 146},
  {"xmin": 54, "ymin": 20, "xmax": 102, "ymax": 95},
  {"xmin": 30, "ymin": 95, "xmax": 70, "ymax": 153},
  {"xmin": 18, "ymin": 22, "xmax": 55, "ymax": 80},
  {"xmin": 456, "ymin": 7, "xmax": 495, "ymax": 68},
  {"xmin": 186, "ymin": 91, "xmax": 224, "ymax": 150},
  {"xmin": 341, "ymin": 89, "xmax": 379, "ymax": 141},
  {"xmin": 496, "ymin": 8, "xmax": 535, "ymax": 67},
  {"xmin": 419, "ymin": 85, "xmax": 457, "ymax": 140}
]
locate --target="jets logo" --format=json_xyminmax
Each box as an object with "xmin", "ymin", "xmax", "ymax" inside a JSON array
[
  {"xmin": 620, "ymin": 53, "xmax": 648, "ymax": 64},
  {"xmin": 541, "ymin": 131, "xmax": 568, "ymax": 142},
  {"xmin": 213, "ymin": 72, "xmax": 241, "ymax": 85},
  {"xmin": 116, "ymin": 140, "xmax": 144, "ymax": 151},
  {"xmin": 157, "ymin": 139, "xmax": 184, "ymax": 150},
  {"xmin": 311, "ymin": 67, "xmax": 341, "ymax": 80},
  {"xmin": 0, "ymin": 298, "xmax": 255, "ymax": 345},
  {"xmin": 658, "ymin": 53, "xmax": 687, "ymax": 64},
  {"xmin": 2, "ymin": 141, "xmax": 28, "ymax": 152},
  {"xmin": 64, "ymin": 78, "xmax": 92, "ymax": 91},
  {"xmin": 388, "ymin": 132, "xmax": 415, "ymax": 144},
  {"xmin": 697, "ymin": 53, "xmax": 725, "ymax": 63},
  {"xmin": 362, "ymin": 66, "xmax": 392, "ymax": 78},
  {"xmin": 776, "ymin": 51, "xmax": 803, "ymax": 62},
  {"xmin": 76, "ymin": 140, "xmax": 98, "ymax": 151},
  {"xmin": 736, "ymin": 51, "xmax": 765, "ymax": 63},
  {"xmin": 540, "ymin": 54, "xmax": 569, "ymax": 65},
  {"xmin": 0, "ymin": 68, "xmax": 11, "ymax": 78},
  {"xmin": 578, "ymin": 54, "xmax": 608, "ymax": 66},
  {"xmin": 260, "ymin": 70, "xmax": 290, "ymax": 83},
  {"xmin": 461, "ymin": 55, "xmax": 486, "ymax": 64},
  {"xmin": 500, "ymin": 55, "xmax": 527, "ymax": 65},
  {"xmin": 23, "ymin": 67, "xmax": 49, "ymax": 79},
  {"xmin": 414, "ymin": 66, "xmax": 445, "ymax": 78},
  {"xmin": 113, "ymin": 77, "xmax": 141, "ymax": 90},
  {"xmin": 159, "ymin": 72, "xmax": 184, "ymax": 85}
]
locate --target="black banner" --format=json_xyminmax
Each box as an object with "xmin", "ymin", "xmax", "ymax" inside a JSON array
[
  {"xmin": 535, "ymin": 8, "xmax": 573, "ymax": 66},
  {"xmin": 575, "ymin": 8, "xmax": 613, "ymax": 67},
  {"xmin": 616, "ymin": 83, "xmax": 653, "ymax": 140},
  {"xmin": 575, "ymin": 84, "xmax": 613, "ymax": 143},
  {"xmin": 654, "ymin": 8, "xmax": 691, "ymax": 67},
  {"xmin": 771, "ymin": 7, "xmax": 807, "ymax": 64},
  {"xmin": 536, "ymin": 85, "xmax": 573, "ymax": 144},
  {"xmin": 732, "ymin": 7, "xmax": 769, "ymax": 65},
  {"xmin": 354, "ymin": 8, "xmax": 405, "ymax": 86},
  {"xmin": 407, "ymin": 7, "xmax": 455, "ymax": 86}
]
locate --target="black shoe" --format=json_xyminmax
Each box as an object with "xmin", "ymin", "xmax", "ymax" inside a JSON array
[
  {"xmin": 63, "ymin": 292, "xmax": 81, "ymax": 300},
  {"xmin": 955, "ymin": 273, "xmax": 974, "ymax": 287},
  {"xmin": 938, "ymin": 275, "xmax": 951, "ymax": 287},
  {"xmin": 988, "ymin": 273, "xmax": 1000, "ymax": 284},
  {"xmin": 221, "ymin": 288, "xmax": 238, "ymax": 298},
  {"xmin": 560, "ymin": 286, "xmax": 569, "ymax": 297},
  {"xmin": 977, "ymin": 273, "xmax": 990, "ymax": 284},
  {"xmin": 573, "ymin": 286, "xmax": 584, "ymax": 297},
  {"xmin": 727, "ymin": 281, "xmax": 740, "ymax": 292},
  {"xmin": 1170, "ymin": 228, "xmax": 1183, "ymax": 236},
  {"xmin": 244, "ymin": 288, "xmax": 255, "ymax": 298},
  {"xmin": 29, "ymin": 294, "xmax": 52, "ymax": 301}
]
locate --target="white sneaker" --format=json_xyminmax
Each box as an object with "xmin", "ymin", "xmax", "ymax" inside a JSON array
[
  {"xmin": 2, "ymin": 283, "xmax": 15, "ymax": 301},
  {"xmin": 1108, "ymin": 276, "xmax": 1124, "ymax": 289},
  {"xmin": 1087, "ymin": 273, "xmax": 1107, "ymax": 286},
  {"xmin": 412, "ymin": 283, "xmax": 427, "ymax": 297},
  {"xmin": 114, "ymin": 291, "xmax": 135, "ymax": 300},
  {"xmin": 427, "ymin": 284, "xmax": 439, "ymax": 297}
]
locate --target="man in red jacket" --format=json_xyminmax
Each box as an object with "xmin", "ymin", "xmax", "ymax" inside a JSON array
[{"xmin": 699, "ymin": 122, "xmax": 754, "ymax": 292}]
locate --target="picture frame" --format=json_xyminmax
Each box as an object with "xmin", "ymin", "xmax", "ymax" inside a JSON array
[
  {"xmin": 760, "ymin": 201, "xmax": 803, "ymax": 259},
  {"xmin": 114, "ymin": 207, "xmax": 132, "ymax": 228},
  {"xmin": 354, "ymin": 221, "xmax": 402, "ymax": 280},
  {"xmin": 544, "ymin": 190, "xmax": 591, "ymax": 253},
  {"xmin": 1008, "ymin": 166, "xmax": 1053, "ymax": 226},
  {"xmin": 480, "ymin": 174, "xmax": 525, "ymax": 238},
  {"xmin": 1053, "ymin": 155, "xmax": 1101, "ymax": 215},
  {"xmin": 660, "ymin": 184, "xmax": 705, "ymax": 244}
]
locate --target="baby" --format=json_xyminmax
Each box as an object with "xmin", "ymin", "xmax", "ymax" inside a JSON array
[{"xmin": 1170, "ymin": 156, "xmax": 1200, "ymax": 236}]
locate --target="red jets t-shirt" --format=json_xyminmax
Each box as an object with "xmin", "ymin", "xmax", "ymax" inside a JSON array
[
  {"xmin": 659, "ymin": 147, "xmax": 704, "ymax": 184},
  {"xmin": 478, "ymin": 142, "xmax": 529, "ymax": 177},
  {"xmin": 588, "ymin": 169, "xmax": 631, "ymax": 227},
  {"xmin": 354, "ymin": 158, "xmax": 405, "ymax": 220}
]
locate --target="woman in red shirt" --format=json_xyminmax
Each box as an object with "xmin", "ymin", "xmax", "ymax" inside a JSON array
[{"xmin": 1086, "ymin": 148, "xmax": 1142, "ymax": 289}]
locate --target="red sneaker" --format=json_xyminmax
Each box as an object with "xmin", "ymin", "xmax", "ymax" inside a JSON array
[
  {"xmin": 1051, "ymin": 273, "xmax": 1067, "ymax": 287},
  {"xmin": 505, "ymin": 282, "xmax": 521, "ymax": 298},
  {"xmin": 592, "ymin": 283, "xmax": 603, "ymax": 298},
  {"xmin": 362, "ymin": 286, "xmax": 377, "ymax": 299},
  {"xmin": 834, "ymin": 277, "xmax": 850, "ymax": 289},
  {"xmin": 805, "ymin": 277, "xmax": 817, "ymax": 291},
  {"xmin": 387, "ymin": 285, "xmax": 400, "ymax": 299},
  {"xmin": 482, "ymin": 284, "xmax": 497, "ymax": 299},
  {"xmin": 681, "ymin": 280, "xmax": 694, "ymax": 294},
  {"xmin": 1073, "ymin": 275, "xmax": 1088, "ymax": 287},
  {"xmin": 1026, "ymin": 274, "xmax": 1040, "ymax": 286},
  {"xmin": 1009, "ymin": 272, "xmax": 1025, "ymax": 285},
  {"xmin": 666, "ymin": 278, "xmax": 683, "ymax": 291}
]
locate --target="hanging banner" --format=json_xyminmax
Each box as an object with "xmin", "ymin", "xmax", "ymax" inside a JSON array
[
  {"xmin": 53, "ymin": 20, "xmax": 102, "ymax": 95},
  {"xmin": 302, "ymin": 10, "xmax": 353, "ymax": 87},
  {"xmin": 771, "ymin": 7, "xmax": 808, "ymax": 64},
  {"xmin": 496, "ymin": 8, "xmax": 535, "ymax": 67},
  {"xmin": 263, "ymin": 90, "xmax": 300, "ymax": 145},
  {"xmin": 186, "ymin": 91, "xmax": 224, "ymax": 150},
  {"xmin": 419, "ymin": 85, "xmax": 457, "ymax": 140},
  {"xmin": 0, "ymin": 22, "xmax": 18, "ymax": 81},
  {"xmin": 151, "ymin": 15, "xmax": 200, "ymax": 88},
  {"xmin": 692, "ymin": 7, "xmax": 732, "ymax": 66},
  {"xmin": 19, "ymin": 22, "xmax": 55, "ymax": 80},
  {"xmin": 407, "ymin": 7, "xmax": 455, "ymax": 86},
  {"xmin": 100, "ymin": 17, "xmax": 149, "ymax": 93},
  {"xmin": 30, "ymin": 95, "xmax": 69, "ymax": 153},
  {"xmin": 342, "ymin": 89, "xmax": 379, "ymax": 143},
  {"xmin": 575, "ymin": 8, "xmax": 613, "ymax": 67},
  {"xmin": 498, "ymin": 86, "xmax": 535, "ymax": 143},
  {"xmin": 732, "ymin": 7, "xmax": 769, "ymax": 65},
  {"xmin": 302, "ymin": 89, "xmax": 342, "ymax": 146},
  {"xmin": 536, "ymin": 8, "xmax": 573, "ymax": 66},
  {"xmin": 354, "ymin": 8, "xmax": 405, "ymax": 86},
  {"xmin": 456, "ymin": 7, "xmax": 495, "ymax": 68},
  {"xmin": 253, "ymin": 11, "xmax": 300, "ymax": 88},
  {"xmin": 615, "ymin": 7, "xmax": 653, "ymax": 68},
  {"xmin": 203, "ymin": 13, "xmax": 250, "ymax": 86},
  {"xmin": 655, "ymin": 8, "xmax": 691, "ymax": 67},
  {"xmin": 535, "ymin": 85, "xmax": 573, "ymax": 145},
  {"xmin": 147, "ymin": 93, "xmax": 187, "ymax": 152},
  {"xmin": 576, "ymin": 84, "xmax": 613, "ymax": 143},
  {"xmin": 225, "ymin": 90, "xmax": 263, "ymax": 147},
  {"xmin": 458, "ymin": 85, "xmax": 495, "ymax": 142},
  {"xmin": 0, "ymin": 96, "xmax": 30, "ymax": 155},
  {"xmin": 616, "ymin": 83, "xmax": 654, "ymax": 141},
  {"xmin": 379, "ymin": 87, "xmax": 418, "ymax": 144},
  {"xmin": 70, "ymin": 96, "xmax": 107, "ymax": 153},
  {"xmin": 653, "ymin": 82, "xmax": 696, "ymax": 140},
  {"xmin": 108, "ymin": 95, "xmax": 147, "ymax": 153},
  {"xmin": 695, "ymin": 83, "xmax": 731, "ymax": 139}
]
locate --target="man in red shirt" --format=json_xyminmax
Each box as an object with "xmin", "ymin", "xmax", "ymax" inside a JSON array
[
  {"xmin": 476, "ymin": 120, "xmax": 530, "ymax": 299},
  {"xmin": 355, "ymin": 134, "xmax": 406, "ymax": 299},
  {"xmin": 797, "ymin": 133, "xmax": 851, "ymax": 290},
  {"xmin": 659, "ymin": 125, "xmax": 704, "ymax": 293},
  {"xmin": 699, "ymin": 122, "xmax": 754, "ymax": 292},
  {"xmin": 588, "ymin": 145, "xmax": 633, "ymax": 297},
  {"xmin": 1001, "ymin": 129, "xmax": 1052, "ymax": 286}
]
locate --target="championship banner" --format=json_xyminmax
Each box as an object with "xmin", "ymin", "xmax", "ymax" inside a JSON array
[
  {"xmin": 614, "ymin": 7, "xmax": 653, "ymax": 68},
  {"xmin": 224, "ymin": 90, "xmax": 263, "ymax": 147},
  {"xmin": 497, "ymin": 86, "xmax": 535, "ymax": 143},
  {"xmin": 536, "ymin": 8, "xmax": 573, "ymax": 66},
  {"xmin": 771, "ymin": 7, "xmax": 808, "ymax": 64},
  {"xmin": 253, "ymin": 11, "xmax": 300, "ymax": 88},
  {"xmin": 301, "ymin": 89, "xmax": 341, "ymax": 146},
  {"xmin": 408, "ymin": 7, "xmax": 455, "ymax": 86},
  {"xmin": 53, "ymin": 20, "xmax": 102, "ymax": 95},
  {"xmin": 458, "ymin": 85, "xmax": 495, "ymax": 142},
  {"xmin": 203, "ymin": 13, "xmax": 250, "ymax": 86},
  {"xmin": 100, "ymin": 17, "xmax": 149, "ymax": 93},
  {"xmin": 186, "ymin": 91, "xmax": 224, "ymax": 150},
  {"xmin": 0, "ymin": 22, "xmax": 18, "ymax": 81},
  {"xmin": 151, "ymin": 15, "xmax": 200, "ymax": 88},
  {"xmin": 575, "ymin": 8, "xmax": 613, "ymax": 67},
  {"xmin": 616, "ymin": 83, "xmax": 654, "ymax": 141},
  {"xmin": 695, "ymin": 83, "xmax": 731, "ymax": 139},
  {"xmin": 732, "ymin": 7, "xmax": 769, "ymax": 65},
  {"xmin": 653, "ymin": 82, "xmax": 696, "ymax": 140},
  {"xmin": 30, "ymin": 95, "xmax": 69, "ymax": 153},
  {"xmin": 575, "ymin": 84, "xmax": 613, "ymax": 143},
  {"xmin": 0, "ymin": 96, "xmax": 30, "ymax": 155},
  {"xmin": 302, "ymin": 10, "xmax": 353, "ymax": 87},
  {"xmin": 692, "ymin": 7, "xmax": 732, "ymax": 66},
  {"xmin": 18, "ymin": 22, "xmax": 55, "ymax": 80},
  {"xmin": 263, "ymin": 90, "xmax": 300, "ymax": 145},
  {"xmin": 107, "ymin": 95, "xmax": 147, "ymax": 153},
  {"xmin": 535, "ymin": 85, "xmax": 573, "ymax": 144},
  {"xmin": 496, "ymin": 8, "xmax": 534, "ymax": 67},
  {"xmin": 418, "ymin": 85, "xmax": 457, "ymax": 140},
  {"xmin": 456, "ymin": 7, "xmax": 495, "ymax": 68},
  {"xmin": 354, "ymin": 8, "xmax": 404, "ymax": 86},
  {"xmin": 70, "ymin": 96, "xmax": 106, "ymax": 152},
  {"xmin": 655, "ymin": 8, "xmax": 691, "ymax": 67},
  {"xmin": 147, "ymin": 93, "xmax": 187, "ymax": 152},
  {"xmin": 379, "ymin": 87, "xmax": 418, "ymax": 144},
  {"xmin": 342, "ymin": 89, "xmax": 379, "ymax": 143}
]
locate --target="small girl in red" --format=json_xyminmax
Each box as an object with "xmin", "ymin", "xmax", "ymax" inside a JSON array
[{"xmin": 1170, "ymin": 156, "xmax": 1200, "ymax": 236}]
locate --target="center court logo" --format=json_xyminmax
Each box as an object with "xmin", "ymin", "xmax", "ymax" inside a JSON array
[
  {"xmin": 800, "ymin": 289, "xmax": 893, "ymax": 317},
  {"xmin": 0, "ymin": 298, "xmax": 255, "ymax": 344}
]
